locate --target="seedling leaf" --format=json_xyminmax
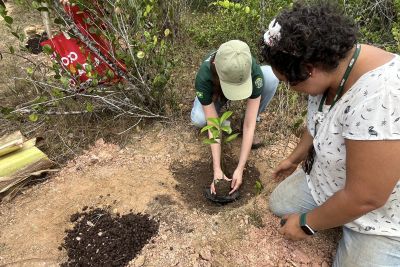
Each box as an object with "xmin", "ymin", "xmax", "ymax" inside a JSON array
[
  {"xmin": 220, "ymin": 111, "xmax": 233, "ymax": 123},
  {"xmin": 200, "ymin": 125, "xmax": 214, "ymax": 133},
  {"xmin": 221, "ymin": 125, "xmax": 232, "ymax": 134},
  {"xmin": 225, "ymin": 133, "xmax": 239, "ymax": 143},
  {"xmin": 207, "ymin": 117, "xmax": 220, "ymax": 127},
  {"xmin": 203, "ymin": 138, "xmax": 218, "ymax": 145}
]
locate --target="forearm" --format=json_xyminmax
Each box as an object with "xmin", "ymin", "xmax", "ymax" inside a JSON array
[
  {"xmin": 307, "ymin": 189, "xmax": 379, "ymax": 231},
  {"xmin": 237, "ymin": 97, "xmax": 260, "ymax": 170},
  {"xmin": 201, "ymin": 103, "xmax": 223, "ymax": 173},
  {"xmin": 237, "ymin": 122, "xmax": 256, "ymax": 170},
  {"xmin": 210, "ymin": 141, "xmax": 222, "ymax": 173},
  {"xmin": 287, "ymin": 128, "xmax": 314, "ymax": 164}
]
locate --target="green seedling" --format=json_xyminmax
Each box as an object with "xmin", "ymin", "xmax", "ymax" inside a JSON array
[
  {"xmin": 201, "ymin": 111, "xmax": 239, "ymax": 180},
  {"xmin": 254, "ymin": 180, "xmax": 263, "ymax": 195}
]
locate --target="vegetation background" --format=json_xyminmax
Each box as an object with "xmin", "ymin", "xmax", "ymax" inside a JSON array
[{"xmin": 1, "ymin": 0, "xmax": 400, "ymax": 163}]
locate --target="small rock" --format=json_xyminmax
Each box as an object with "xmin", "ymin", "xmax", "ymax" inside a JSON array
[
  {"xmin": 98, "ymin": 232, "xmax": 103, "ymax": 236},
  {"xmin": 321, "ymin": 261, "xmax": 329, "ymax": 267},
  {"xmin": 70, "ymin": 213, "xmax": 79, "ymax": 223},
  {"xmin": 244, "ymin": 215, "xmax": 249, "ymax": 225},
  {"xmin": 90, "ymin": 155, "xmax": 100, "ymax": 164},
  {"xmin": 199, "ymin": 248, "xmax": 212, "ymax": 261},
  {"xmin": 87, "ymin": 221, "xmax": 94, "ymax": 227},
  {"xmin": 76, "ymin": 237, "xmax": 81, "ymax": 241},
  {"xmin": 134, "ymin": 255, "xmax": 145, "ymax": 267},
  {"xmin": 24, "ymin": 26, "xmax": 37, "ymax": 36}
]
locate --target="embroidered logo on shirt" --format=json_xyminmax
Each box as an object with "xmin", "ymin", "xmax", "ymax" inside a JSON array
[
  {"xmin": 255, "ymin": 77, "xmax": 263, "ymax": 89},
  {"xmin": 196, "ymin": 91, "xmax": 204, "ymax": 98}
]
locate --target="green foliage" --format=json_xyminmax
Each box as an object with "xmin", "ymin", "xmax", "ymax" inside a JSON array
[
  {"xmin": 0, "ymin": 0, "xmax": 180, "ymax": 123},
  {"xmin": 186, "ymin": 0, "xmax": 261, "ymax": 53},
  {"xmin": 254, "ymin": 180, "xmax": 263, "ymax": 195},
  {"xmin": 0, "ymin": 1, "xmax": 25, "ymax": 44},
  {"xmin": 201, "ymin": 110, "xmax": 238, "ymax": 174},
  {"xmin": 339, "ymin": 0, "xmax": 400, "ymax": 53},
  {"xmin": 201, "ymin": 111, "xmax": 238, "ymax": 145}
]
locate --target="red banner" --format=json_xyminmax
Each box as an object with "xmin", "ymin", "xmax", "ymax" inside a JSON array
[{"xmin": 40, "ymin": 5, "xmax": 126, "ymax": 88}]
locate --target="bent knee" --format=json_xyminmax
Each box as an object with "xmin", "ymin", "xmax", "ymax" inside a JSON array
[{"xmin": 268, "ymin": 189, "xmax": 287, "ymax": 217}]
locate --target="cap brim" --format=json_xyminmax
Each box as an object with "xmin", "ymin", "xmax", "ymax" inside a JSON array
[{"xmin": 220, "ymin": 75, "xmax": 252, "ymax": 101}]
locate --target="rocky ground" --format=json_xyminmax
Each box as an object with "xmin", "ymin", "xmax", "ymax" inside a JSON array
[{"xmin": 0, "ymin": 123, "xmax": 339, "ymax": 266}]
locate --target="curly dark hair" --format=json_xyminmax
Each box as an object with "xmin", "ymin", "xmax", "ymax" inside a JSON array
[{"xmin": 261, "ymin": 1, "xmax": 358, "ymax": 84}]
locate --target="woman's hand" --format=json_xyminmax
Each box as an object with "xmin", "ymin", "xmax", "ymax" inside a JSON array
[
  {"xmin": 271, "ymin": 158, "xmax": 298, "ymax": 180},
  {"xmin": 210, "ymin": 170, "xmax": 231, "ymax": 194},
  {"xmin": 229, "ymin": 168, "xmax": 243, "ymax": 194},
  {"xmin": 60, "ymin": 0, "xmax": 70, "ymax": 5},
  {"xmin": 279, "ymin": 213, "xmax": 309, "ymax": 241}
]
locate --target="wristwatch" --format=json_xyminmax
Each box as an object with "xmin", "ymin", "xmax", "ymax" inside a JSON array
[{"xmin": 300, "ymin": 213, "xmax": 317, "ymax": 235}]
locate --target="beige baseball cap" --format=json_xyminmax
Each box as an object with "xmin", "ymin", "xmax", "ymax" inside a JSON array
[{"xmin": 215, "ymin": 40, "xmax": 252, "ymax": 101}]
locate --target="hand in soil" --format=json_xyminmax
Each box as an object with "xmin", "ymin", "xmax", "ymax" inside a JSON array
[
  {"xmin": 213, "ymin": 178, "xmax": 233, "ymax": 198},
  {"xmin": 211, "ymin": 172, "xmax": 231, "ymax": 195},
  {"xmin": 229, "ymin": 168, "xmax": 243, "ymax": 195},
  {"xmin": 278, "ymin": 213, "xmax": 309, "ymax": 241}
]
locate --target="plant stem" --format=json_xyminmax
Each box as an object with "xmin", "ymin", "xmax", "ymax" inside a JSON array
[{"xmin": 220, "ymin": 127, "xmax": 224, "ymax": 179}]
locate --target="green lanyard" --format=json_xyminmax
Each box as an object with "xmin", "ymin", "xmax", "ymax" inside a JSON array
[{"xmin": 318, "ymin": 44, "xmax": 362, "ymax": 112}]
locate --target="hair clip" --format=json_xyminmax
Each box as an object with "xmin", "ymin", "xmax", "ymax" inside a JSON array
[{"xmin": 264, "ymin": 19, "xmax": 281, "ymax": 46}]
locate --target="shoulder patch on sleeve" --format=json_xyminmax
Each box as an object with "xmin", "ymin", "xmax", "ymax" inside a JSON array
[
  {"xmin": 196, "ymin": 91, "xmax": 204, "ymax": 98},
  {"xmin": 255, "ymin": 77, "xmax": 263, "ymax": 89}
]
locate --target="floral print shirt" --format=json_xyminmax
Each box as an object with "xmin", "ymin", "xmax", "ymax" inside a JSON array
[{"xmin": 307, "ymin": 55, "xmax": 400, "ymax": 237}]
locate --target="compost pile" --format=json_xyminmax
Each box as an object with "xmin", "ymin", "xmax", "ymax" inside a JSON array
[{"xmin": 61, "ymin": 208, "xmax": 159, "ymax": 267}]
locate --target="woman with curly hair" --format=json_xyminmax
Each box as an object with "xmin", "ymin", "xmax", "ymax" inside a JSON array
[{"xmin": 262, "ymin": 2, "xmax": 400, "ymax": 265}]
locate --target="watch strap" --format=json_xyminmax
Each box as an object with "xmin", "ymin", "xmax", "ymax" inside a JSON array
[{"xmin": 300, "ymin": 213, "xmax": 316, "ymax": 235}]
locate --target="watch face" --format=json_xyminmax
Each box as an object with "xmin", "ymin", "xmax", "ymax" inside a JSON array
[{"xmin": 301, "ymin": 225, "xmax": 315, "ymax": 235}]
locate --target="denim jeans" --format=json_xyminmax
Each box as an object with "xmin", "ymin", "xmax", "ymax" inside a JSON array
[
  {"xmin": 269, "ymin": 169, "xmax": 400, "ymax": 267},
  {"xmin": 190, "ymin": 65, "xmax": 279, "ymax": 127}
]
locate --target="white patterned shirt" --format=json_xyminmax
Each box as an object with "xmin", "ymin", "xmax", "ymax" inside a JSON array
[{"xmin": 306, "ymin": 55, "xmax": 400, "ymax": 237}]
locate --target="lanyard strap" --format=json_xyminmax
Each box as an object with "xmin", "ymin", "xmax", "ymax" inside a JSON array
[{"xmin": 318, "ymin": 44, "xmax": 361, "ymax": 112}]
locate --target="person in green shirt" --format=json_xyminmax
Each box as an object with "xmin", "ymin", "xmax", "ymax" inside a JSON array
[{"xmin": 191, "ymin": 40, "xmax": 278, "ymax": 194}]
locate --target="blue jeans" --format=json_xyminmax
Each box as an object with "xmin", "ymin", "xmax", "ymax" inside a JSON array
[
  {"xmin": 190, "ymin": 65, "xmax": 278, "ymax": 127},
  {"xmin": 269, "ymin": 169, "xmax": 400, "ymax": 267}
]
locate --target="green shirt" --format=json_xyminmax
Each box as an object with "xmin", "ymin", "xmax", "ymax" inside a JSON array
[{"xmin": 195, "ymin": 51, "xmax": 264, "ymax": 105}]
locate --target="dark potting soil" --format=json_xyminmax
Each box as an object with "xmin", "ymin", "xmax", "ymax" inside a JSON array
[
  {"xmin": 61, "ymin": 208, "xmax": 159, "ymax": 267},
  {"xmin": 25, "ymin": 33, "xmax": 48, "ymax": 54},
  {"xmin": 214, "ymin": 179, "xmax": 232, "ymax": 198},
  {"xmin": 171, "ymin": 157, "xmax": 261, "ymax": 214}
]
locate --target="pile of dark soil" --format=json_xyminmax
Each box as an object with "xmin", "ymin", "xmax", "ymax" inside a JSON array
[
  {"xmin": 25, "ymin": 33, "xmax": 48, "ymax": 54},
  {"xmin": 61, "ymin": 208, "xmax": 159, "ymax": 267},
  {"xmin": 171, "ymin": 157, "xmax": 261, "ymax": 214}
]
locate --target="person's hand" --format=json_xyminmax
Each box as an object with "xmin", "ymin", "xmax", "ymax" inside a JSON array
[
  {"xmin": 210, "ymin": 170, "xmax": 231, "ymax": 195},
  {"xmin": 229, "ymin": 168, "xmax": 243, "ymax": 194},
  {"xmin": 278, "ymin": 213, "xmax": 309, "ymax": 241},
  {"xmin": 271, "ymin": 158, "xmax": 298, "ymax": 180},
  {"xmin": 60, "ymin": 0, "xmax": 70, "ymax": 5}
]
